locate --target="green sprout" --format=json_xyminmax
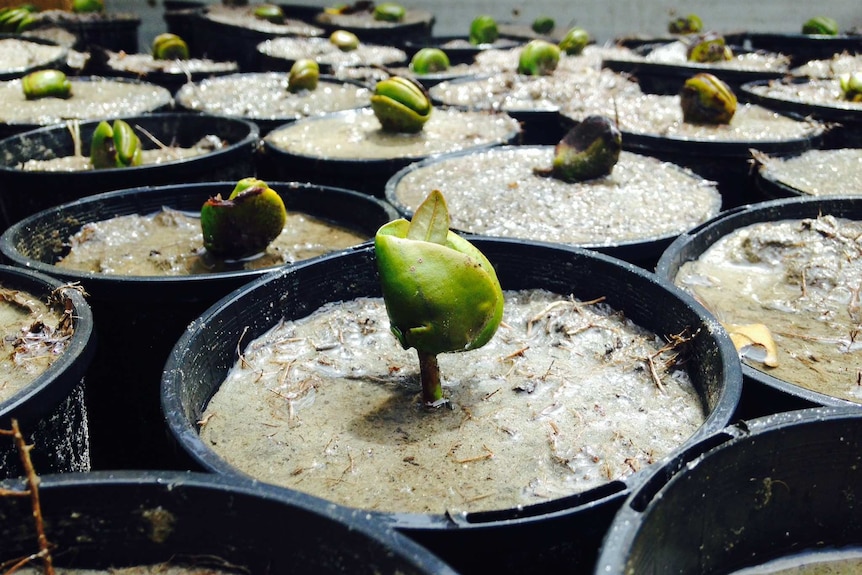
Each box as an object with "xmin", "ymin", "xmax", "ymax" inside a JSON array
[
  {"xmin": 21, "ymin": 69, "xmax": 71, "ymax": 100},
  {"xmin": 375, "ymin": 190, "xmax": 504, "ymax": 406},
  {"xmin": 469, "ymin": 15, "xmax": 498, "ymax": 45},
  {"xmin": 90, "ymin": 119, "xmax": 142, "ymax": 169},
  {"xmin": 518, "ymin": 39, "xmax": 561, "ymax": 76},
  {"xmin": 679, "ymin": 72, "xmax": 737, "ymax": 124},
  {"xmin": 802, "ymin": 16, "xmax": 839, "ymax": 35},
  {"xmin": 370, "ymin": 76, "xmax": 432, "ymax": 133},
  {"xmin": 559, "ymin": 27, "xmax": 589, "ymax": 55},
  {"xmin": 288, "ymin": 59, "xmax": 319, "ymax": 92},
  {"xmin": 534, "ymin": 115, "xmax": 622, "ymax": 183}
]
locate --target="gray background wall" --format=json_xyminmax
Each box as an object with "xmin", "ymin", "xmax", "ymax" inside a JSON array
[{"xmin": 111, "ymin": 0, "xmax": 862, "ymax": 51}]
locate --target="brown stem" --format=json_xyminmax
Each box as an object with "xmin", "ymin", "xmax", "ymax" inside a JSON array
[{"xmin": 417, "ymin": 350, "xmax": 443, "ymax": 405}]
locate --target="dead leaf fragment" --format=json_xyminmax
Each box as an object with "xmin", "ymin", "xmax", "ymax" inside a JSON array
[{"xmin": 723, "ymin": 322, "xmax": 779, "ymax": 367}]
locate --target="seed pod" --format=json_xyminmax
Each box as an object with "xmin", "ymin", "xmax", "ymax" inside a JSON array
[
  {"xmin": 668, "ymin": 13, "xmax": 703, "ymax": 34},
  {"xmin": 329, "ymin": 29, "xmax": 360, "ymax": 51},
  {"xmin": 152, "ymin": 33, "xmax": 190, "ymax": 60},
  {"xmin": 534, "ymin": 115, "xmax": 622, "ymax": 183},
  {"xmin": 410, "ymin": 47, "xmax": 450, "ymax": 74},
  {"xmin": 253, "ymin": 3, "xmax": 284, "ymax": 24},
  {"xmin": 680, "ymin": 72, "xmax": 737, "ymax": 124},
  {"xmin": 288, "ymin": 58, "xmax": 319, "ymax": 92},
  {"xmin": 373, "ymin": 2, "xmax": 405, "ymax": 22},
  {"xmin": 532, "ymin": 16, "xmax": 555, "ymax": 34},
  {"xmin": 72, "ymin": 0, "xmax": 104, "ymax": 13},
  {"xmin": 21, "ymin": 69, "xmax": 72, "ymax": 100},
  {"xmin": 559, "ymin": 27, "xmax": 590, "ymax": 55},
  {"xmin": 687, "ymin": 32, "xmax": 733, "ymax": 63},
  {"xmin": 802, "ymin": 16, "xmax": 839, "ymax": 35},
  {"xmin": 839, "ymin": 72, "xmax": 862, "ymax": 102},
  {"xmin": 517, "ymin": 39, "xmax": 560, "ymax": 76},
  {"xmin": 201, "ymin": 179, "xmax": 288, "ymax": 259},
  {"xmin": 90, "ymin": 119, "xmax": 143, "ymax": 169},
  {"xmin": 370, "ymin": 76, "xmax": 432, "ymax": 133},
  {"xmin": 469, "ymin": 15, "xmax": 498, "ymax": 45}
]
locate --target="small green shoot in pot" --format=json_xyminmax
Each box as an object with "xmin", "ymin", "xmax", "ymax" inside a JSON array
[
  {"xmin": 839, "ymin": 72, "xmax": 862, "ymax": 102},
  {"xmin": 802, "ymin": 16, "xmax": 839, "ymax": 35},
  {"xmin": 518, "ymin": 39, "xmax": 560, "ymax": 76},
  {"xmin": 375, "ymin": 190, "xmax": 504, "ymax": 406},
  {"xmin": 534, "ymin": 115, "xmax": 622, "ymax": 182},
  {"xmin": 200, "ymin": 178, "xmax": 288, "ymax": 259},
  {"xmin": 686, "ymin": 32, "xmax": 733, "ymax": 63},
  {"xmin": 410, "ymin": 47, "xmax": 450, "ymax": 74},
  {"xmin": 558, "ymin": 27, "xmax": 589, "ymax": 55},
  {"xmin": 90, "ymin": 119, "xmax": 142, "ymax": 169},
  {"xmin": 288, "ymin": 58, "xmax": 319, "ymax": 92},
  {"xmin": 329, "ymin": 29, "xmax": 360, "ymax": 51},
  {"xmin": 680, "ymin": 72, "xmax": 737, "ymax": 124},
  {"xmin": 253, "ymin": 3, "xmax": 284, "ymax": 24},
  {"xmin": 373, "ymin": 2, "xmax": 405, "ymax": 22},
  {"xmin": 668, "ymin": 13, "xmax": 703, "ymax": 34},
  {"xmin": 370, "ymin": 76, "xmax": 432, "ymax": 133},
  {"xmin": 469, "ymin": 15, "xmax": 498, "ymax": 45},
  {"xmin": 532, "ymin": 16, "xmax": 555, "ymax": 34},
  {"xmin": 152, "ymin": 33, "xmax": 189, "ymax": 60},
  {"xmin": 72, "ymin": 0, "xmax": 103, "ymax": 13},
  {"xmin": 21, "ymin": 69, "xmax": 71, "ymax": 100},
  {"xmin": 0, "ymin": 5, "xmax": 37, "ymax": 33}
]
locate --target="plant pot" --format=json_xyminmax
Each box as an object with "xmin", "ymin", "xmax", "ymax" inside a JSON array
[
  {"xmin": 190, "ymin": 5, "xmax": 325, "ymax": 71},
  {"xmin": 752, "ymin": 147, "xmax": 862, "ymax": 200},
  {"xmin": 0, "ymin": 112, "xmax": 259, "ymax": 229},
  {"xmin": 0, "ymin": 34, "xmax": 68, "ymax": 81},
  {"xmin": 162, "ymin": 0, "xmax": 204, "ymax": 46},
  {"xmin": 655, "ymin": 195, "xmax": 862, "ymax": 418},
  {"xmin": 312, "ymin": 7, "xmax": 435, "ymax": 48},
  {"xmin": 256, "ymin": 35, "xmax": 407, "ymax": 75},
  {"xmin": 162, "ymin": 239, "xmax": 742, "ymax": 575},
  {"xmin": 402, "ymin": 35, "xmax": 523, "ymax": 65},
  {"xmin": 33, "ymin": 10, "xmax": 141, "ymax": 52},
  {"xmin": 735, "ymin": 31, "xmax": 862, "ymax": 67},
  {"xmin": 259, "ymin": 107, "xmax": 522, "ymax": 197},
  {"xmin": 0, "ymin": 75, "xmax": 173, "ymax": 141},
  {"xmin": 600, "ymin": 41, "xmax": 790, "ymax": 95},
  {"xmin": 0, "ymin": 264, "xmax": 95, "ymax": 478},
  {"xmin": 384, "ymin": 145, "xmax": 723, "ymax": 270},
  {"xmin": 741, "ymin": 76, "xmax": 862, "ymax": 148},
  {"xmin": 595, "ymin": 406, "xmax": 862, "ymax": 574},
  {"xmin": 174, "ymin": 72, "xmax": 371, "ymax": 136},
  {"xmin": 0, "ymin": 181, "xmax": 398, "ymax": 472},
  {"xmin": 0, "ymin": 471, "xmax": 457, "ymax": 574}
]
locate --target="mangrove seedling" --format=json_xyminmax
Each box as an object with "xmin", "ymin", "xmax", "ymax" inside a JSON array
[
  {"xmin": 288, "ymin": 58, "xmax": 319, "ymax": 92},
  {"xmin": 686, "ymin": 32, "xmax": 733, "ymax": 63},
  {"xmin": 0, "ymin": 5, "xmax": 37, "ymax": 33},
  {"xmin": 534, "ymin": 115, "xmax": 622, "ymax": 182},
  {"xmin": 532, "ymin": 16, "xmax": 555, "ymax": 34},
  {"xmin": 152, "ymin": 33, "xmax": 189, "ymax": 60},
  {"xmin": 680, "ymin": 72, "xmax": 737, "ymax": 124},
  {"xmin": 374, "ymin": 2, "xmax": 405, "ymax": 22},
  {"xmin": 559, "ymin": 27, "xmax": 589, "ymax": 55},
  {"xmin": 410, "ymin": 47, "xmax": 450, "ymax": 74},
  {"xmin": 201, "ymin": 177, "xmax": 288, "ymax": 259},
  {"xmin": 90, "ymin": 119, "xmax": 142, "ymax": 169},
  {"xmin": 668, "ymin": 13, "xmax": 703, "ymax": 34},
  {"xmin": 371, "ymin": 76, "xmax": 432, "ymax": 133},
  {"xmin": 469, "ymin": 15, "xmax": 498, "ymax": 45},
  {"xmin": 330, "ymin": 29, "xmax": 360, "ymax": 51},
  {"xmin": 72, "ymin": 0, "xmax": 103, "ymax": 12},
  {"xmin": 518, "ymin": 39, "xmax": 560, "ymax": 76},
  {"xmin": 802, "ymin": 16, "xmax": 839, "ymax": 35},
  {"xmin": 375, "ymin": 190, "xmax": 504, "ymax": 406},
  {"xmin": 253, "ymin": 3, "xmax": 284, "ymax": 24},
  {"xmin": 839, "ymin": 72, "xmax": 862, "ymax": 102},
  {"xmin": 21, "ymin": 69, "xmax": 71, "ymax": 100}
]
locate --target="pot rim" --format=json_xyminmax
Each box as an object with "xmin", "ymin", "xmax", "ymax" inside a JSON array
[
  {"xmin": 161, "ymin": 237, "xmax": 743, "ymax": 530},
  {"xmin": 0, "ymin": 33, "xmax": 69, "ymax": 81}
]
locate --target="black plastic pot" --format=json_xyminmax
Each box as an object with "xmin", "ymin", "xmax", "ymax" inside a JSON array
[
  {"xmin": 655, "ymin": 195, "xmax": 862, "ymax": 418},
  {"xmin": 259, "ymin": 107, "xmax": 522, "ymax": 197},
  {"xmin": 0, "ymin": 34, "xmax": 68, "ymax": 81},
  {"xmin": 0, "ymin": 181, "xmax": 397, "ymax": 472},
  {"xmin": 384, "ymin": 145, "xmax": 722, "ymax": 270},
  {"xmin": 595, "ymin": 406, "xmax": 862, "ymax": 574},
  {"xmin": 0, "ymin": 113, "xmax": 259, "ymax": 230},
  {"xmin": 402, "ymin": 35, "xmax": 523, "ymax": 65},
  {"xmin": 741, "ymin": 77, "xmax": 862, "ymax": 148},
  {"xmin": 601, "ymin": 43, "xmax": 789, "ymax": 95},
  {"xmin": 162, "ymin": 239, "xmax": 742, "ymax": 575},
  {"xmin": 735, "ymin": 31, "xmax": 862, "ymax": 67},
  {"xmin": 0, "ymin": 76, "xmax": 173, "ymax": 141},
  {"xmin": 313, "ymin": 8, "xmax": 435, "ymax": 48},
  {"xmin": 162, "ymin": 0, "xmax": 204, "ymax": 46},
  {"xmin": 37, "ymin": 11, "xmax": 141, "ymax": 53},
  {"xmin": 560, "ymin": 110, "xmax": 825, "ymax": 210},
  {"xmin": 0, "ymin": 471, "xmax": 457, "ymax": 575},
  {"xmin": 0, "ymin": 264, "xmax": 95, "ymax": 478},
  {"xmin": 752, "ymin": 148, "xmax": 862, "ymax": 200}
]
